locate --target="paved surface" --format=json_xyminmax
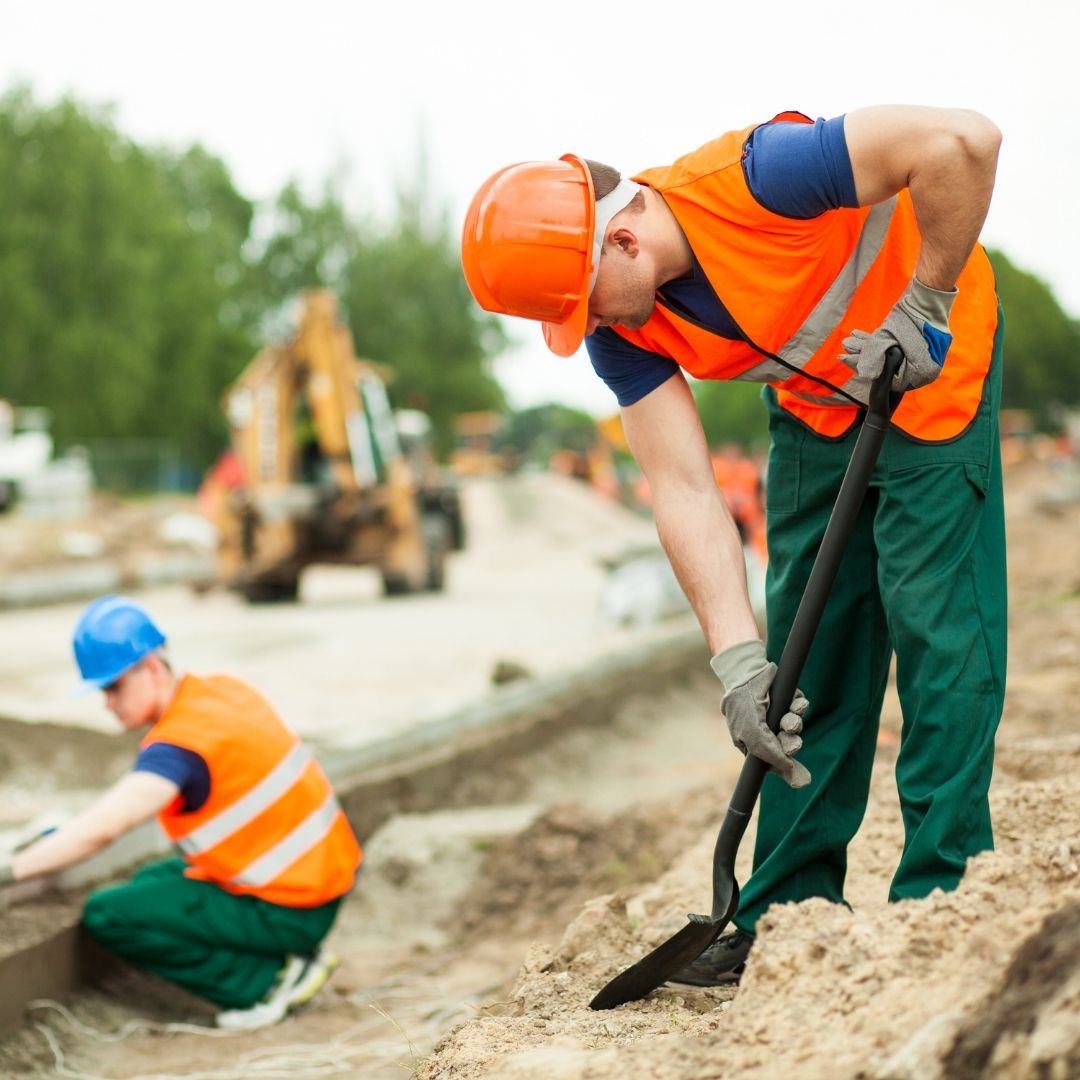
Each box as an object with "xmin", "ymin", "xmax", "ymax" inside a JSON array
[{"xmin": 0, "ymin": 474, "xmax": 677, "ymax": 749}]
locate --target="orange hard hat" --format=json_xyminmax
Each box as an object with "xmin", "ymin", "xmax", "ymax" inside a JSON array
[{"xmin": 461, "ymin": 154, "xmax": 595, "ymax": 358}]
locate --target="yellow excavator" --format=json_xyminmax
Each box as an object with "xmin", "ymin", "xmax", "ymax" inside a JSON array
[{"xmin": 205, "ymin": 290, "xmax": 464, "ymax": 602}]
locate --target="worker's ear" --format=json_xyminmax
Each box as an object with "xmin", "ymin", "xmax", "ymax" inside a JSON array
[
  {"xmin": 608, "ymin": 224, "xmax": 639, "ymax": 258},
  {"xmin": 143, "ymin": 652, "xmax": 170, "ymax": 679}
]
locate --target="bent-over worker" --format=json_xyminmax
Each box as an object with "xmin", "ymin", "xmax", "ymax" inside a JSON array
[
  {"xmin": 0, "ymin": 595, "xmax": 362, "ymax": 1029},
  {"xmin": 460, "ymin": 105, "xmax": 1004, "ymax": 985}
]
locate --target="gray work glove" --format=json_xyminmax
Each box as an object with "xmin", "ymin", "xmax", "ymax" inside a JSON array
[
  {"xmin": 839, "ymin": 277, "xmax": 958, "ymax": 391},
  {"xmin": 712, "ymin": 640, "xmax": 811, "ymax": 789}
]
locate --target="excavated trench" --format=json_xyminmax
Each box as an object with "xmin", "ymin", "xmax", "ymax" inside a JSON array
[{"xmin": 0, "ymin": 634, "xmax": 738, "ymax": 1079}]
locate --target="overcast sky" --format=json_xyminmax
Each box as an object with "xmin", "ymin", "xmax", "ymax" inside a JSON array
[{"xmin": 4, "ymin": 0, "xmax": 1077, "ymax": 415}]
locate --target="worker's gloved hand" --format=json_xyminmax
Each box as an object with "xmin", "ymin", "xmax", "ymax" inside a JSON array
[
  {"xmin": 0, "ymin": 860, "xmax": 14, "ymax": 886},
  {"xmin": 839, "ymin": 278, "xmax": 957, "ymax": 391},
  {"xmin": 711, "ymin": 640, "xmax": 811, "ymax": 789}
]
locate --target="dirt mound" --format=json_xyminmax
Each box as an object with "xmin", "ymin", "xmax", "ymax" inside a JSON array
[
  {"xmin": 418, "ymin": 832, "xmax": 1080, "ymax": 1080},
  {"xmin": 455, "ymin": 788, "xmax": 723, "ymax": 943},
  {"xmin": 417, "ymin": 758, "xmax": 1080, "ymax": 1080},
  {"xmin": 943, "ymin": 899, "xmax": 1080, "ymax": 1078},
  {"xmin": 418, "ymin": 474, "xmax": 1080, "ymax": 1080}
]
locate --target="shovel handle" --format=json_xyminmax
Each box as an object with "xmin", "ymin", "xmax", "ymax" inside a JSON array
[
  {"xmin": 710, "ymin": 347, "xmax": 905, "ymax": 895},
  {"xmin": 589, "ymin": 349, "xmax": 908, "ymax": 1004}
]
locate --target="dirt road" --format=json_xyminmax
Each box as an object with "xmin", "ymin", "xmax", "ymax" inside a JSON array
[
  {"xmin": 0, "ymin": 473, "xmax": 663, "ymax": 740},
  {"xmin": 0, "ymin": 460, "xmax": 1077, "ymax": 1079},
  {"xmin": 0, "ymin": 472, "xmax": 671, "ymax": 849}
]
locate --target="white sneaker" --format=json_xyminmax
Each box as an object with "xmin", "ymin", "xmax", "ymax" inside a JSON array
[{"xmin": 216, "ymin": 947, "xmax": 340, "ymax": 1030}]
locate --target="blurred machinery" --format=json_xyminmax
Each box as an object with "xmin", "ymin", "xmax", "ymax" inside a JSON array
[
  {"xmin": 202, "ymin": 291, "xmax": 463, "ymax": 603},
  {"xmin": 451, "ymin": 411, "xmax": 512, "ymax": 476},
  {"xmin": 549, "ymin": 413, "xmax": 631, "ymax": 503},
  {"xmin": 0, "ymin": 400, "xmax": 92, "ymax": 517}
]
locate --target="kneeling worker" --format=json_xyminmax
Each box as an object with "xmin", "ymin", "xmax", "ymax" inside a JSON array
[{"xmin": 0, "ymin": 595, "xmax": 362, "ymax": 1030}]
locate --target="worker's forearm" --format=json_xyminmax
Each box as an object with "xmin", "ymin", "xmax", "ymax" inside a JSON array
[
  {"xmin": 11, "ymin": 822, "xmax": 112, "ymax": 881},
  {"xmin": 8, "ymin": 771, "xmax": 176, "ymax": 882},
  {"xmin": 652, "ymin": 485, "xmax": 760, "ymax": 654}
]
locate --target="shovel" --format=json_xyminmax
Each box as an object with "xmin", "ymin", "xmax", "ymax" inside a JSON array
[{"xmin": 590, "ymin": 346, "xmax": 905, "ymax": 1010}]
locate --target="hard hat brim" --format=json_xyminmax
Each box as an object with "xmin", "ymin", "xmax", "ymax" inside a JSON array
[
  {"xmin": 72, "ymin": 676, "xmax": 108, "ymax": 697},
  {"xmin": 542, "ymin": 296, "xmax": 589, "ymax": 358},
  {"xmin": 540, "ymin": 153, "xmax": 594, "ymax": 358}
]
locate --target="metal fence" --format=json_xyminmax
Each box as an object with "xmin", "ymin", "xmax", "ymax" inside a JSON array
[{"xmin": 77, "ymin": 438, "xmax": 196, "ymax": 495}]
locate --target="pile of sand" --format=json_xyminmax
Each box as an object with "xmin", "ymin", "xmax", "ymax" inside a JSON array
[
  {"xmin": 420, "ymin": 784, "xmax": 1078, "ymax": 1079},
  {"xmin": 418, "ymin": 480, "xmax": 1080, "ymax": 1080}
]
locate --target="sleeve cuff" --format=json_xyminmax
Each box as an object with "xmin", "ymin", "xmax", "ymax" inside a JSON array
[{"xmin": 710, "ymin": 639, "xmax": 768, "ymax": 693}]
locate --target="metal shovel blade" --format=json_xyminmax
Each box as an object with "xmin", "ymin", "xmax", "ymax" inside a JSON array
[
  {"xmin": 590, "ymin": 871, "xmax": 739, "ymax": 1010},
  {"xmin": 588, "ymin": 913, "xmax": 728, "ymax": 1010}
]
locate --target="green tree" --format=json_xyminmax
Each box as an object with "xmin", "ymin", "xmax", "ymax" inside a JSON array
[
  {"xmin": 693, "ymin": 379, "xmax": 770, "ymax": 450},
  {"xmin": 248, "ymin": 172, "xmax": 508, "ymax": 458},
  {"xmin": 342, "ymin": 184, "xmax": 506, "ymax": 457},
  {"xmin": 247, "ymin": 180, "xmax": 354, "ymax": 312},
  {"xmin": 0, "ymin": 88, "xmax": 259, "ymax": 471},
  {"xmin": 987, "ymin": 249, "xmax": 1080, "ymax": 429}
]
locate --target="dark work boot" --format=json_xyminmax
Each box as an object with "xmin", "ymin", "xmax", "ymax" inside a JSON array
[{"xmin": 668, "ymin": 929, "xmax": 753, "ymax": 987}]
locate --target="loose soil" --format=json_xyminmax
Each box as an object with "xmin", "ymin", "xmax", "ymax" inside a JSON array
[{"xmin": 0, "ymin": 460, "xmax": 1077, "ymax": 1079}]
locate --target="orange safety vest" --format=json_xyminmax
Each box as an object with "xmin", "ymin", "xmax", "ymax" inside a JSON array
[
  {"xmin": 143, "ymin": 674, "xmax": 361, "ymax": 907},
  {"xmin": 618, "ymin": 113, "xmax": 999, "ymax": 442}
]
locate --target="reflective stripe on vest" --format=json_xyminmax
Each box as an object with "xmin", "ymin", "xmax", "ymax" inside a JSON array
[
  {"xmin": 177, "ymin": 741, "xmax": 311, "ymax": 857},
  {"xmin": 231, "ymin": 792, "xmax": 342, "ymax": 888},
  {"xmin": 146, "ymin": 673, "xmax": 361, "ymax": 906},
  {"xmin": 725, "ymin": 197, "xmax": 895, "ymax": 404},
  {"xmin": 769, "ymin": 199, "xmax": 896, "ymax": 404}
]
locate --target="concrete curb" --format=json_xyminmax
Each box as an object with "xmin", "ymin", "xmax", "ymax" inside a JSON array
[
  {"xmin": 0, "ymin": 619, "xmax": 706, "ymax": 1031},
  {"xmin": 0, "ymin": 553, "xmax": 213, "ymax": 610}
]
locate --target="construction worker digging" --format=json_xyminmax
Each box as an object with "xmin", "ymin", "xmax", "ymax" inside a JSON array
[
  {"xmin": 0, "ymin": 595, "xmax": 361, "ymax": 1029},
  {"xmin": 461, "ymin": 106, "xmax": 1004, "ymax": 987}
]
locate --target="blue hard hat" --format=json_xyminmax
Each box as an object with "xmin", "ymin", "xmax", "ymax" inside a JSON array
[{"xmin": 72, "ymin": 595, "xmax": 167, "ymax": 691}]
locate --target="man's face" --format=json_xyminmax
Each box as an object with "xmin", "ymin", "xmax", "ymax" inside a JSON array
[
  {"xmin": 103, "ymin": 660, "xmax": 159, "ymax": 732},
  {"xmin": 585, "ymin": 238, "xmax": 656, "ymax": 338}
]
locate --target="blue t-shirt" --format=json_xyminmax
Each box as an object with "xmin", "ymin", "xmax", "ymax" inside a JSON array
[
  {"xmin": 134, "ymin": 743, "xmax": 211, "ymax": 812},
  {"xmin": 586, "ymin": 114, "xmax": 859, "ymax": 406}
]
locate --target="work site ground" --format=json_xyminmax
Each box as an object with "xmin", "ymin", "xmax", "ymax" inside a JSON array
[{"xmin": 0, "ymin": 460, "xmax": 1078, "ymax": 1079}]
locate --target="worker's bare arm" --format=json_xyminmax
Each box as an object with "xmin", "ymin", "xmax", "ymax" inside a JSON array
[
  {"xmin": 621, "ymin": 374, "xmax": 760, "ymax": 654},
  {"xmin": 11, "ymin": 772, "xmax": 179, "ymax": 880},
  {"xmin": 844, "ymin": 105, "xmax": 1001, "ymax": 290}
]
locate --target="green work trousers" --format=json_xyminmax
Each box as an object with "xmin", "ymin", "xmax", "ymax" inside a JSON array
[
  {"xmin": 83, "ymin": 857, "xmax": 342, "ymax": 1008},
  {"xmin": 735, "ymin": 323, "xmax": 1006, "ymax": 934}
]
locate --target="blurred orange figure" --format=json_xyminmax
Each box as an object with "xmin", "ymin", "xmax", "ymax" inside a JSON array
[
  {"xmin": 197, "ymin": 449, "xmax": 246, "ymax": 520},
  {"xmin": 710, "ymin": 444, "xmax": 767, "ymax": 564}
]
